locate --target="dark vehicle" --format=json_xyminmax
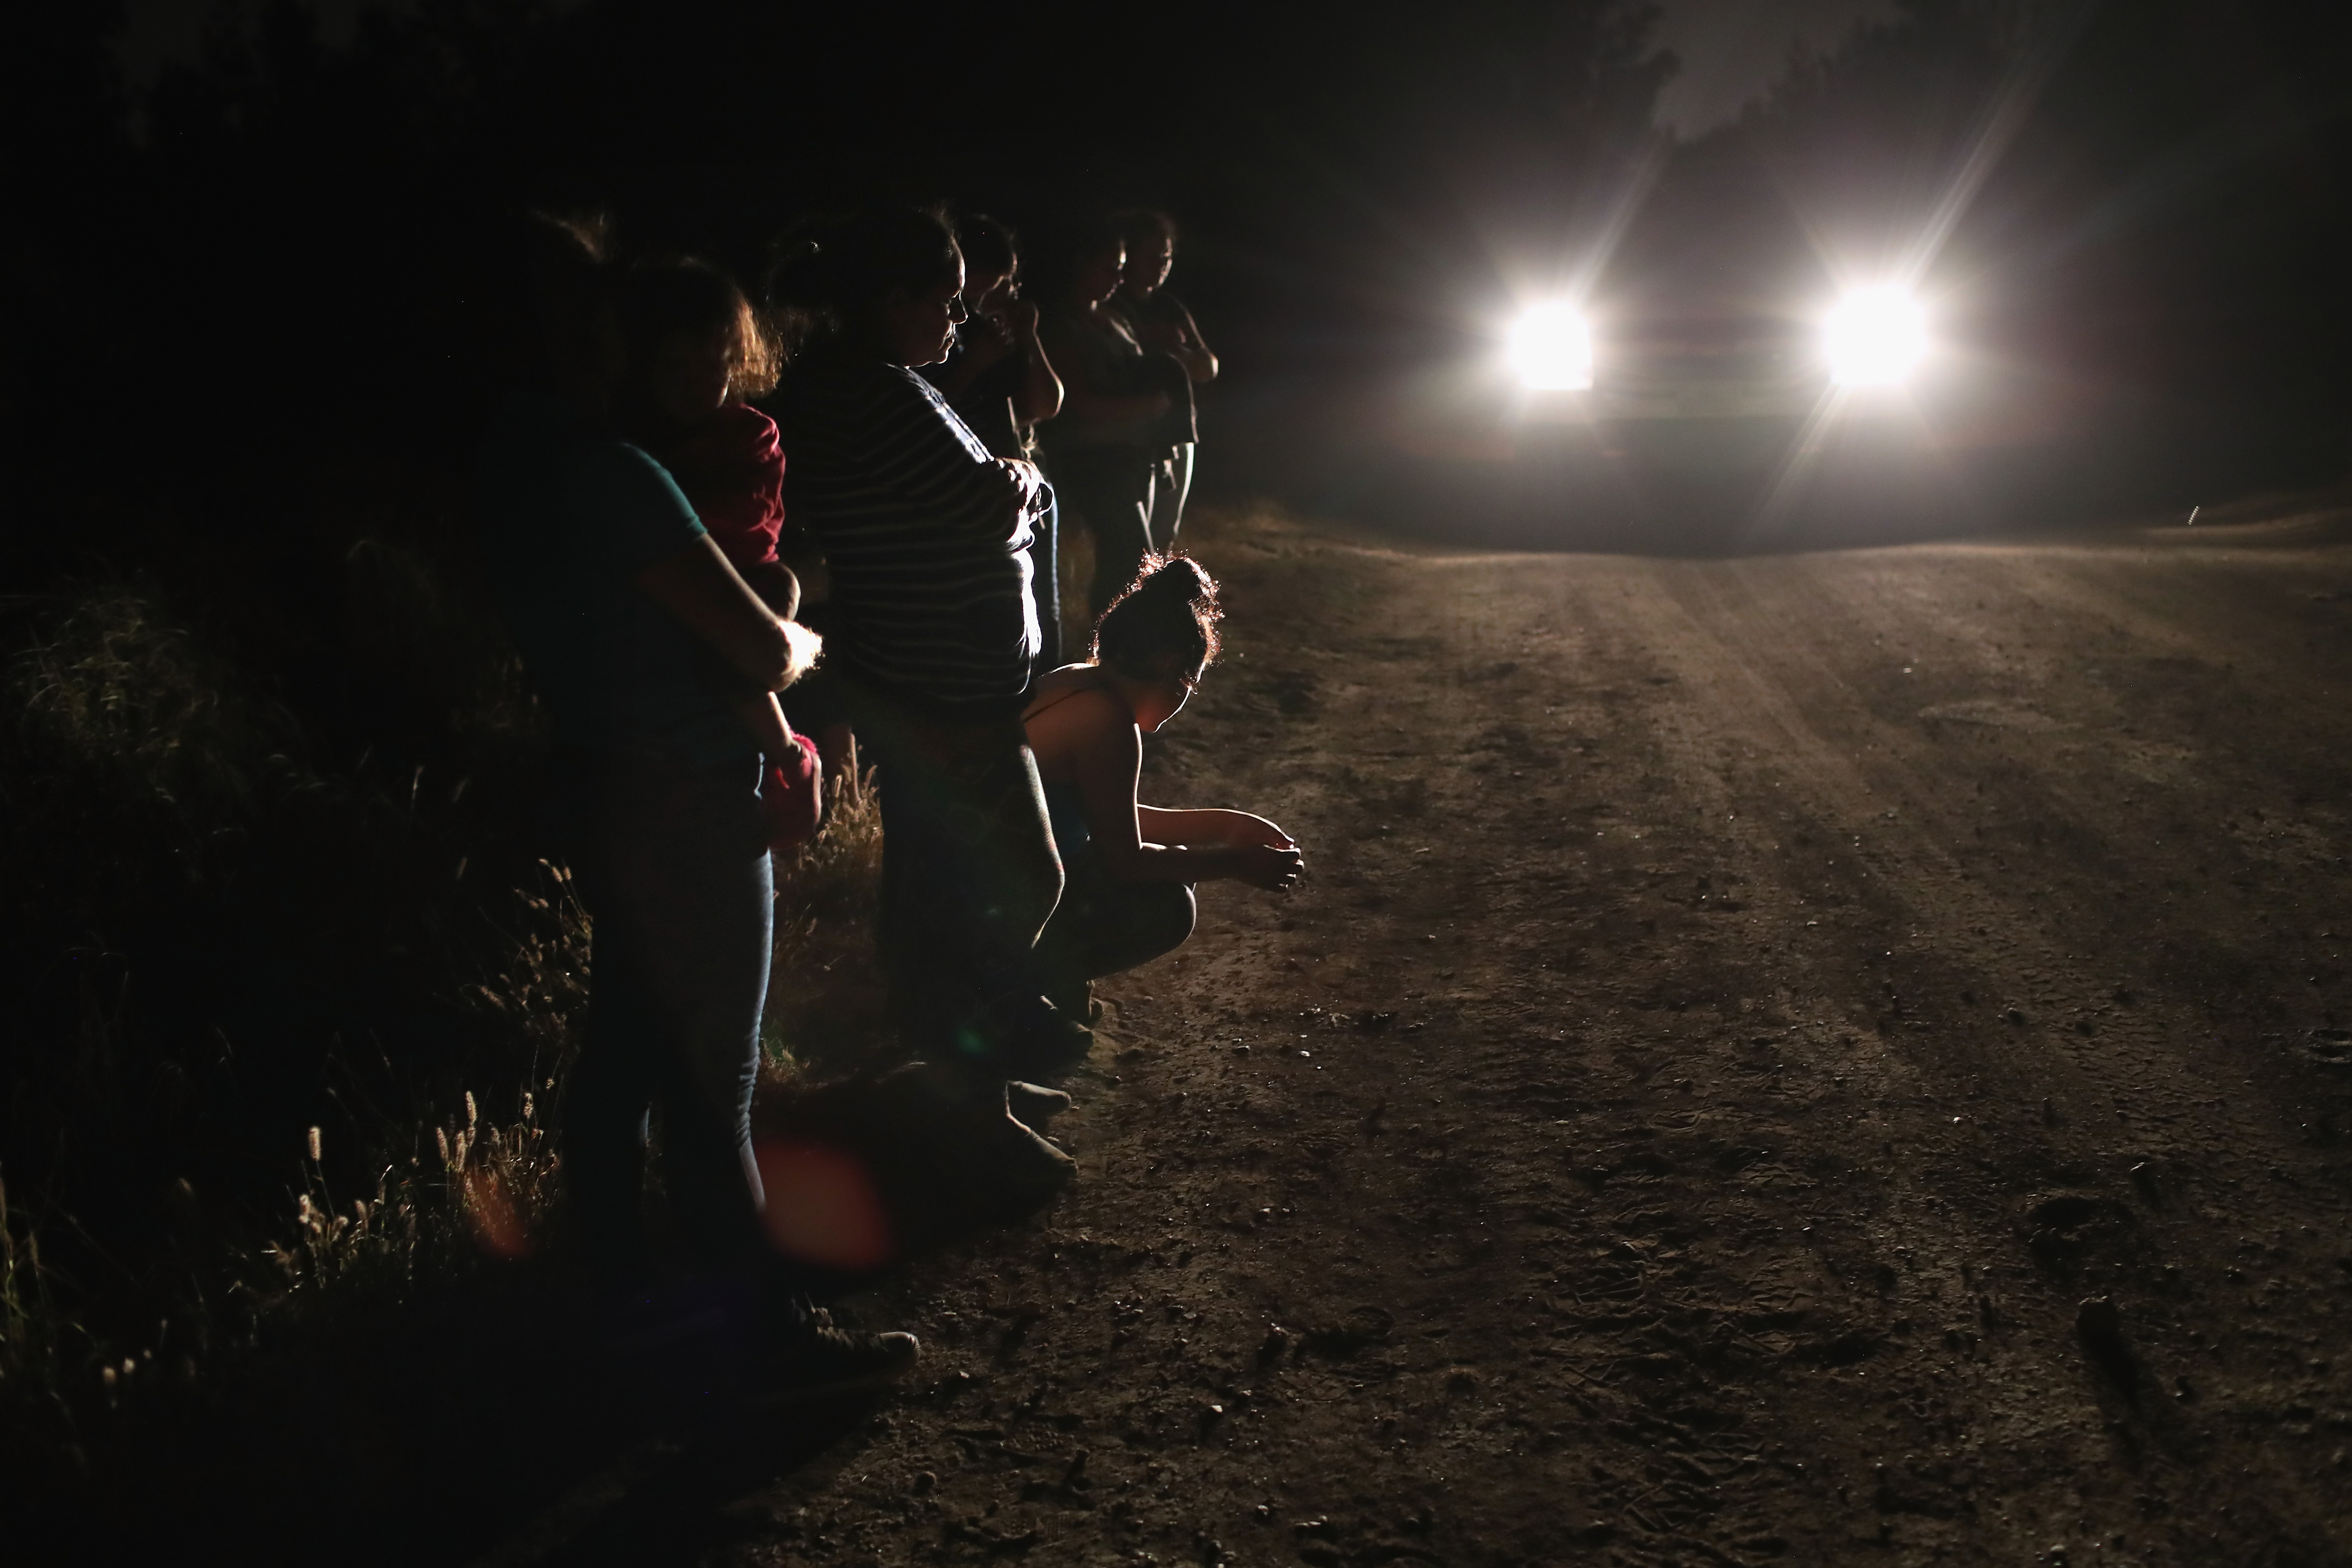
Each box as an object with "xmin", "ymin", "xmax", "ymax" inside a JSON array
[{"xmin": 1353, "ymin": 263, "xmax": 2047, "ymax": 554}]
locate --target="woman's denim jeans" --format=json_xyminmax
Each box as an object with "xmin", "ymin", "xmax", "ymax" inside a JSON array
[{"xmin": 561, "ymin": 753, "xmax": 773, "ymax": 1289}]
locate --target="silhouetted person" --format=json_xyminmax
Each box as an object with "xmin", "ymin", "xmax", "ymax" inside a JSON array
[
  {"xmin": 1036, "ymin": 214, "xmax": 1170, "ymax": 618},
  {"xmin": 923, "ymin": 215, "xmax": 1067, "ymax": 670},
  {"xmin": 1108, "ymin": 208, "xmax": 1216, "ymax": 549},
  {"xmin": 471, "ymin": 213, "xmax": 917, "ymax": 1400},
  {"xmin": 1022, "ymin": 554, "xmax": 1303, "ymax": 1026},
  {"xmin": 768, "ymin": 205, "xmax": 1081, "ymax": 1187}
]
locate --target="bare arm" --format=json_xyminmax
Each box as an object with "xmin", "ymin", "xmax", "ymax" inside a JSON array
[
  {"xmin": 633, "ymin": 534, "xmax": 819, "ymax": 692},
  {"xmin": 740, "ymin": 559, "xmax": 801, "ymax": 620},
  {"xmin": 1010, "ymin": 302, "xmax": 1064, "ymax": 428},
  {"xmin": 1137, "ymin": 805, "xmax": 1292, "ymax": 848},
  {"xmin": 1072, "ymin": 711, "xmax": 1302, "ymax": 888},
  {"xmin": 1133, "ymin": 304, "xmax": 1218, "ymax": 384},
  {"xmin": 1169, "ymin": 300, "xmax": 1218, "ymax": 383}
]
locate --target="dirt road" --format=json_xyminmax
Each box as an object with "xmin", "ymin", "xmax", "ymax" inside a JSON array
[{"xmin": 582, "ymin": 506, "xmax": 2352, "ymax": 1567}]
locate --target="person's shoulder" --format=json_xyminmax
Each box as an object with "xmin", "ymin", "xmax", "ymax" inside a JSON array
[
  {"xmin": 709, "ymin": 401, "xmax": 782, "ymax": 469},
  {"xmin": 712, "ymin": 400, "xmax": 778, "ymax": 446},
  {"xmin": 778, "ymin": 352, "xmax": 885, "ymax": 404},
  {"xmin": 584, "ymin": 438, "xmax": 703, "ymax": 536},
  {"xmin": 600, "ymin": 436, "xmax": 681, "ymax": 486},
  {"xmin": 1031, "ymin": 662, "xmax": 1102, "ymax": 692},
  {"xmin": 823, "ymin": 359, "xmax": 937, "ymax": 420},
  {"xmin": 882, "ymin": 362, "xmax": 942, "ymax": 400},
  {"xmin": 1027, "ymin": 668, "xmax": 1133, "ymax": 728}
]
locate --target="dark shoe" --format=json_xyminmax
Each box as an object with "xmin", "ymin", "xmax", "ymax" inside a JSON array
[
  {"xmin": 943, "ymin": 1100, "xmax": 1077, "ymax": 1193},
  {"xmin": 1007, "ymin": 1080, "xmax": 1072, "ymax": 1127},
  {"xmin": 741, "ymin": 1322, "xmax": 921, "ymax": 1409},
  {"xmin": 597, "ymin": 1286, "xmax": 731, "ymax": 1363},
  {"xmin": 873, "ymin": 1063, "xmax": 1078, "ymax": 1197},
  {"xmin": 1047, "ymin": 980, "xmax": 1100, "ymax": 1026},
  {"xmin": 996, "ymin": 995, "xmax": 1094, "ymax": 1081}
]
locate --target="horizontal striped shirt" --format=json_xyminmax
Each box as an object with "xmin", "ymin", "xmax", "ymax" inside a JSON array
[{"xmin": 776, "ymin": 355, "xmax": 1039, "ymax": 716}]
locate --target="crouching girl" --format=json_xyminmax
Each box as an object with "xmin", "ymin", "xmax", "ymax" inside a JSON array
[{"xmin": 1022, "ymin": 555, "xmax": 1304, "ymax": 1020}]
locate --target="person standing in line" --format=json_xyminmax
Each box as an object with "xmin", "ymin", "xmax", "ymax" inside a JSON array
[
  {"xmin": 1108, "ymin": 208, "xmax": 1217, "ymax": 551},
  {"xmin": 922, "ymin": 215, "xmax": 1066, "ymax": 672},
  {"xmin": 768, "ymin": 205, "xmax": 1084, "ymax": 1183},
  {"xmin": 1035, "ymin": 214, "xmax": 1170, "ymax": 619},
  {"xmin": 472, "ymin": 214, "xmax": 918, "ymax": 1402}
]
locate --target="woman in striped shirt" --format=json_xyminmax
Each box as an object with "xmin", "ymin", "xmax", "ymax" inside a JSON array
[{"xmin": 770, "ymin": 206, "xmax": 1084, "ymax": 1187}]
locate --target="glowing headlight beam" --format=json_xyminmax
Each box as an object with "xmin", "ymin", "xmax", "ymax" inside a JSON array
[
  {"xmin": 1510, "ymin": 303, "xmax": 1593, "ymax": 391},
  {"xmin": 1823, "ymin": 287, "xmax": 1926, "ymax": 387}
]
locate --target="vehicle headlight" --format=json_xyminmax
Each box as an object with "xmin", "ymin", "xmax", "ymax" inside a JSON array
[
  {"xmin": 1823, "ymin": 287, "xmax": 1926, "ymax": 386},
  {"xmin": 1510, "ymin": 302, "xmax": 1593, "ymax": 391}
]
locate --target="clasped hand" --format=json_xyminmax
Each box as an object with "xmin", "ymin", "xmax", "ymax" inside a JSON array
[{"xmin": 1220, "ymin": 814, "xmax": 1304, "ymax": 891}]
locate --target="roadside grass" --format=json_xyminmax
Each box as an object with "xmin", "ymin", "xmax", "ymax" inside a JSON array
[{"xmin": 0, "ymin": 538, "xmax": 891, "ymax": 1554}]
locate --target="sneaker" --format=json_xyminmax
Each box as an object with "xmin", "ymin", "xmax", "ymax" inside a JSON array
[
  {"xmin": 1006, "ymin": 1080, "xmax": 1072, "ymax": 1128},
  {"xmin": 741, "ymin": 1322, "xmax": 922, "ymax": 1409}
]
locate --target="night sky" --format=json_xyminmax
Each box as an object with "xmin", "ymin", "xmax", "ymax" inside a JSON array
[
  {"xmin": 1651, "ymin": 0, "xmax": 1899, "ymax": 130},
  {"xmin": 116, "ymin": 0, "xmax": 1898, "ymax": 134}
]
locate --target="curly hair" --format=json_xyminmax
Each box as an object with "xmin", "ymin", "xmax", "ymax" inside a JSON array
[
  {"xmin": 620, "ymin": 256, "xmax": 779, "ymax": 398},
  {"xmin": 1093, "ymin": 554, "xmax": 1222, "ymax": 684}
]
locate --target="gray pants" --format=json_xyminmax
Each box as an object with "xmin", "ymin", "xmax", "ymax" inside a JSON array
[
  {"xmin": 1148, "ymin": 442, "xmax": 1195, "ymax": 552},
  {"xmin": 1049, "ymin": 444, "xmax": 1158, "ymax": 617}
]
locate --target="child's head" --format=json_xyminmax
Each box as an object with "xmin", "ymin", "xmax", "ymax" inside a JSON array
[
  {"xmin": 1117, "ymin": 209, "xmax": 1177, "ymax": 297},
  {"xmin": 1093, "ymin": 554, "xmax": 1222, "ymax": 730},
  {"xmin": 622, "ymin": 258, "xmax": 777, "ymax": 427},
  {"xmin": 958, "ymin": 214, "xmax": 1020, "ymax": 312}
]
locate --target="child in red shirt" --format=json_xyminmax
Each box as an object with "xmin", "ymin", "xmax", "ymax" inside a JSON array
[{"xmin": 622, "ymin": 258, "xmax": 822, "ymax": 849}]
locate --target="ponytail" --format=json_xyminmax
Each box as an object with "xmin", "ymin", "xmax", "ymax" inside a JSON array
[{"xmin": 1093, "ymin": 554, "xmax": 1222, "ymax": 683}]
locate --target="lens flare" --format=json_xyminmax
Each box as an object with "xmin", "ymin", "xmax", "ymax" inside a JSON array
[
  {"xmin": 754, "ymin": 1138, "xmax": 894, "ymax": 1271},
  {"xmin": 1510, "ymin": 303, "xmax": 1594, "ymax": 391},
  {"xmin": 1823, "ymin": 287, "xmax": 1927, "ymax": 386},
  {"xmin": 461, "ymin": 1169, "xmax": 531, "ymax": 1259}
]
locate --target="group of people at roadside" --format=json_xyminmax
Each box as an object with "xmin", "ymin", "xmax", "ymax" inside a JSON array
[{"xmin": 473, "ymin": 202, "xmax": 1300, "ymax": 1404}]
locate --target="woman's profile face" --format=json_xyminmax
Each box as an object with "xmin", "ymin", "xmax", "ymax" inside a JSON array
[
  {"xmin": 1076, "ymin": 246, "xmax": 1127, "ymax": 307},
  {"xmin": 1124, "ymin": 233, "xmax": 1173, "ymax": 295},
  {"xmin": 965, "ymin": 266, "xmax": 1014, "ymax": 317},
  {"xmin": 880, "ymin": 262, "xmax": 968, "ymax": 367}
]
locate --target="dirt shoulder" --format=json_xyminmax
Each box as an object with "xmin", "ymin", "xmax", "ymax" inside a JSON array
[{"xmin": 546, "ymin": 504, "xmax": 2352, "ymax": 1568}]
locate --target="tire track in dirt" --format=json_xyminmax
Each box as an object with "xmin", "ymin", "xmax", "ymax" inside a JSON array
[
  {"xmin": 672, "ymin": 512, "xmax": 2352, "ymax": 1568},
  {"xmin": 1619, "ymin": 547, "xmax": 2352, "ymax": 1559},
  {"xmin": 1640, "ymin": 558, "xmax": 2212, "ymax": 1133}
]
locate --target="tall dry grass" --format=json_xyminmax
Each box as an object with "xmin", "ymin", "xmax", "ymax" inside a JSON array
[
  {"xmin": 0, "ymin": 542, "xmax": 891, "ymax": 1480},
  {"xmin": 766, "ymin": 772, "xmax": 891, "ymax": 1081}
]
